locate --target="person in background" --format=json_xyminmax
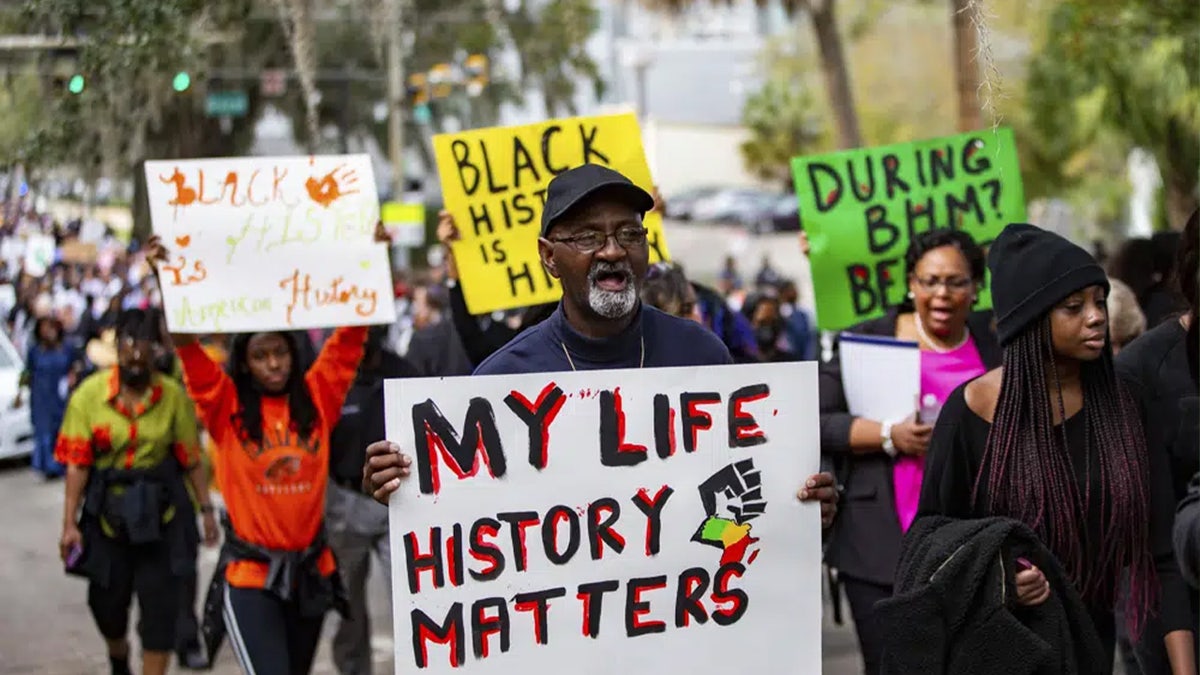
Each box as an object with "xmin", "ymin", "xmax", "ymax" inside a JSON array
[
  {"xmin": 55, "ymin": 308, "xmax": 217, "ymax": 675},
  {"xmin": 718, "ymin": 254, "xmax": 743, "ymax": 296},
  {"xmin": 755, "ymin": 254, "xmax": 782, "ymax": 288},
  {"xmin": 148, "ymin": 228, "xmax": 380, "ymax": 674},
  {"xmin": 141, "ymin": 312, "xmax": 208, "ymax": 671},
  {"xmin": 1107, "ymin": 277, "xmax": 1147, "ymax": 356},
  {"xmin": 326, "ymin": 326, "xmax": 420, "ymax": 675},
  {"xmin": 919, "ymin": 223, "xmax": 1196, "ymax": 673},
  {"xmin": 742, "ymin": 292, "xmax": 796, "ymax": 362},
  {"xmin": 641, "ymin": 261, "xmax": 700, "ymax": 321},
  {"xmin": 433, "ymin": 210, "xmax": 559, "ymax": 369},
  {"xmin": 778, "ymin": 280, "xmax": 817, "ymax": 361},
  {"xmin": 1149, "ymin": 230, "xmax": 1186, "ymax": 325},
  {"xmin": 15, "ymin": 316, "xmax": 81, "ymax": 479},
  {"xmin": 819, "ymin": 228, "xmax": 1000, "ymax": 675},
  {"xmin": 1115, "ymin": 210, "xmax": 1200, "ymax": 671},
  {"xmin": 693, "ymin": 281, "xmax": 760, "ymax": 363},
  {"xmin": 1109, "ymin": 235, "xmax": 1186, "ymax": 329}
]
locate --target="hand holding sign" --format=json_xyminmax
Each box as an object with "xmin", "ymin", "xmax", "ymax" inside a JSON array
[{"xmin": 363, "ymin": 440, "xmax": 413, "ymax": 503}]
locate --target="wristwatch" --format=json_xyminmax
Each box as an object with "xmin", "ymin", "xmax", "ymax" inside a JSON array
[{"xmin": 881, "ymin": 420, "xmax": 898, "ymax": 457}]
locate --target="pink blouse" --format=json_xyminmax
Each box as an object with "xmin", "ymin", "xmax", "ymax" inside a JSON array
[{"xmin": 893, "ymin": 334, "xmax": 987, "ymax": 532}]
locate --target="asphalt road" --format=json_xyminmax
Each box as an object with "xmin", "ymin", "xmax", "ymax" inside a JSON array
[{"xmin": 0, "ymin": 460, "xmax": 862, "ymax": 674}]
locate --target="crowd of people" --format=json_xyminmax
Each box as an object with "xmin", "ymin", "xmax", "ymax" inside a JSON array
[{"xmin": 1, "ymin": 161, "xmax": 1196, "ymax": 675}]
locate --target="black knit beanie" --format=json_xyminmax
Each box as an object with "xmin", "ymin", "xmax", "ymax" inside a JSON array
[{"xmin": 988, "ymin": 223, "xmax": 1109, "ymax": 346}]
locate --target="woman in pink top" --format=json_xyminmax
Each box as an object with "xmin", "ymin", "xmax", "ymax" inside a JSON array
[{"xmin": 818, "ymin": 228, "xmax": 1000, "ymax": 675}]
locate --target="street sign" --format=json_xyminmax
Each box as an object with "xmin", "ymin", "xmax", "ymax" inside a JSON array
[
  {"xmin": 260, "ymin": 68, "xmax": 287, "ymax": 97},
  {"xmin": 381, "ymin": 201, "xmax": 426, "ymax": 247},
  {"xmin": 205, "ymin": 90, "xmax": 248, "ymax": 118}
]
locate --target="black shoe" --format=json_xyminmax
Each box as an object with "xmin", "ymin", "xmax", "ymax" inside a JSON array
[
  {"xmin": 110, "ymin": 655, "xmax": 133, "ymax": 675},
  {"xmin": 177, "ymin": 642, "xmax": 210, "ymax": 670}
]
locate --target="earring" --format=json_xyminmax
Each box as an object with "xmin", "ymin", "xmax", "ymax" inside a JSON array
[{"xmin": 907, "ymin": 291, "xmax": 914, "ymax": 299}]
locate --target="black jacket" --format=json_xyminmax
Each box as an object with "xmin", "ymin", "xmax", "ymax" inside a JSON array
[
  {"xmin": 328, "ymin": 349, "xmax": 420, "ymax": 486},
  {"xmin": 820, "ymin": 308, "xmax": 1000, "ymax": 584},
  {"xmin": 875, "ymin": 516, "xmax": 1108, "ymax": 675},
  {"xmin": 1177, "ymin": 472, "xmax": 1200, "ymax": 589}
]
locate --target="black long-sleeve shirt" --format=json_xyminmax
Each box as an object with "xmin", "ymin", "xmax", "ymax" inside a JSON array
[{"xmin": 919, "ymin": 383, "xmax": 1193, "ymax": 657}]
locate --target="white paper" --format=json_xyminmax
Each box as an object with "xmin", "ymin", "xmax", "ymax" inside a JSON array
[
  {"xmin": 144, "ymin": 155, "xmax": 396, "ymax": 333},
  {"xmin": 386, "ymin": 362, "xmax": 822, "ymax": 674},
  {"xmin": 838, "ymin": 333, "xmax": 920, "ymax": 423}
]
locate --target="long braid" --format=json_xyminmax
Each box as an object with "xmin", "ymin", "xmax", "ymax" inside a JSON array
[
  {"xmin": 1083, "ymin": 352, "xmax": 1156, "ymax": 637},
  {"xmin": 971, "ymin": 317, "xmax": 1155, "ymax": 637}
]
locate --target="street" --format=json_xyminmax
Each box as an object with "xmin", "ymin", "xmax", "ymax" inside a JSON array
[{"xmin": 0, "ymin": 460, "xmax": 862, "ymax": 674}]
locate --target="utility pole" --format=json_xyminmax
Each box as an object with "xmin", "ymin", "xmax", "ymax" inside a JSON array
[
  {"xmin": 384, "ymin": 0, "xmax": 411, "ymax": 270},
  {"xmin": 385, "ymin": 0, "xmax": 405, "ymax": 202}
]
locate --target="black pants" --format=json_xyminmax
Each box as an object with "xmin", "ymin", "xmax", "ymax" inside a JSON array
[
  {"xmin": 176, "ymin": 566, "xmax": 201, "ymax": 652},
  {"xmin": 223, "ymin": 585, "xmax": 326, "ymax": 675},
  {"xmin": 841, "ymin": 575, "xmax": 892, "ymax": 675},
  {"xmin": 87, "ymin": 540, "xmax": 180, "ymax": 653}
]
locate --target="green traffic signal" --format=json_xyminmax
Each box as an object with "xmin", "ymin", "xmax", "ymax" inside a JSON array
[
  {"xmin": 172, "ymin": 71, "xmax": 191, "ymax": 92},
  {"xmin": 67, "ymin": 74, "xmax": 84, "ymax": 94}
]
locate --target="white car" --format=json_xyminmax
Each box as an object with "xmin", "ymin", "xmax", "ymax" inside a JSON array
[{"xmin": 0, "ymin": 329, "xmax": 34, "ymax": 461}]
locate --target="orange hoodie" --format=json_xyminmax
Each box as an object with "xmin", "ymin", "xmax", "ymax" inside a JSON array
[{"xmin": 178, "ymin": 326, "xmax": 367, "ymax": 588}]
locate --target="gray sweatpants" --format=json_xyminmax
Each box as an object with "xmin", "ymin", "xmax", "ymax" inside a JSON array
[{"xmin": 326, "ymin": 483, "xmax": 391, "ymax": 675}]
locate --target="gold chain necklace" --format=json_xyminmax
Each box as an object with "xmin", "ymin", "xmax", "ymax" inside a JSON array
[
  {"xmin": 560, "ymin": 334, "xmax": 645, "ymax": 372},
  {"xmin": 914, "ymin": 312, "xmax": 968, "ymax": 354}
]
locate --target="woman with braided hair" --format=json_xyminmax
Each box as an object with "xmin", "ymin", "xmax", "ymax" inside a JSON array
[{"xmin": 918, "ymin": 223, "xmax": 1195, "ymax": 673}]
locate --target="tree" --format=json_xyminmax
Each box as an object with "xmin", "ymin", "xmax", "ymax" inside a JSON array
[
  {"xmin": 638, "ymin": 0, "xmax": 862, "ymax": 148},
  {"xmin": 739, "ymin": 44, "xmax": 825, "ymax": 186},
  {"xmin": 20, "ymin": 0, "xmax": 249, "ymax": 178},
  {"xmin": 1026, "ymin": 0, "xmax": 1200, "ymax": 230}
]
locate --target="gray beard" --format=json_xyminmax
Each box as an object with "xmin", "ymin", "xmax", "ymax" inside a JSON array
[
  {"xmin": 588, "ymin": 284, "xmax": 637, "ymax": 318},
  {"xmin": 587, "ymin": 262, "xmax": 638, "ymax": 319}
]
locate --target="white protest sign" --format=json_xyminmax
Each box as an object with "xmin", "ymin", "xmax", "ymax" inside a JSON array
[
  {"xmin": 23, "ymin": 234, "xmax": 56, "ymax": 277},
  {"xmin": 144, "ymin": 155, "xmax": 396, "ymax": 333},
  {"xmin": 386, "ymin": 362, "xmax": 821, "ymax": 674}
]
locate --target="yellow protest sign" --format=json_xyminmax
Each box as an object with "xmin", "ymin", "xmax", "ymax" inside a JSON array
[{"xmin": 433, "ymin": 112, "xmax": 669, "ymax": 315}]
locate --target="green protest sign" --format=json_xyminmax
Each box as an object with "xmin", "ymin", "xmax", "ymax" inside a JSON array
[{"xmin": 791, "ymin": 128, "xmax": 1026, "ymax": 331}]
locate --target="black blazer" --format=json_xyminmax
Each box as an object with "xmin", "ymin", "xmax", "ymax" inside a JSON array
[{"xmin": 819, "ymin": 308, "xmax": 1001, "ymax": 585}]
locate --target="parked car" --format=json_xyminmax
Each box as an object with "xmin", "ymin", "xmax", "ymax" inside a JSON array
[
  {"xmin": 0, "ymin": 329, "xmax": 33, "ymax": 461},
  {"xmin": 749, "ymin": 195, "xmax": 803, "ymax": 235},
  {"xmin": 664, "ymin": 186, "xmax": 723, "ymax": 221},
  {"xmin": 691, "ymin": 188, "xmax": 780, "ymax": 226}
]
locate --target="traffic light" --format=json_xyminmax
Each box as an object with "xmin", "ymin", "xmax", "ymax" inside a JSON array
[
  {"xmin": 172, "ymin": 71, "xmax": 191, "ymax": 92},
  {"xmin": 464, "ymin": 54, "xmax": 489, "ymax": 97},
  {"xmin": 67, "ymin": 74, "xmax": 85, "ymax": 94},
  {"xmin": 406, "ymin": 73, "xmax": 429, "ymax": 105}
]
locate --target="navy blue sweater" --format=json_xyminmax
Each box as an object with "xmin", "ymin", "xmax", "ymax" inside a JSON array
[{"xmin": 473, "ymin": 303, "xmax": 732, "ymax": 375}]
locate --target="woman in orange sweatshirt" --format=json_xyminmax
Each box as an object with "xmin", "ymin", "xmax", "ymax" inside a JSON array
[{"xmin": 146, "ymin": 231, "xmax": 382, "ymax": 674}]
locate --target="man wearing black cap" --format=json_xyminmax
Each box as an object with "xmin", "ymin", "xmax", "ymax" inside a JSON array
[
  {"xmin": 363, "ymin": 164, "xmax": 839, "ymax": 524},
  {"xmin": 470, "ymin": 163, "xmax": 731, "ymax": 374}
]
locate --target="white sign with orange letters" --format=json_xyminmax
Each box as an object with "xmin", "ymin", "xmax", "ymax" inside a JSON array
[
  {"xmin": 144, "ymin": 154, "xmax": 396, "ymax": 333},
  {"xmin": 385, "ymin": 362, "xmax": 821, "ymax": 674}
]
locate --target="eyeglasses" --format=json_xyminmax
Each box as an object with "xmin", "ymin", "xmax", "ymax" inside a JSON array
[
  {"xmin": 551, "ymin": 227, "xmax": 648, "ymax": 254},
  {"xmin": 913, "ymin": 276, "xmax": 974, "ymax": 294}
]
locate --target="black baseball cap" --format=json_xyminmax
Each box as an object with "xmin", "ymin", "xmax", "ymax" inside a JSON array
[{"xmin": 539, "ymin": 163, "xmax": 655, "ymax": 237}]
